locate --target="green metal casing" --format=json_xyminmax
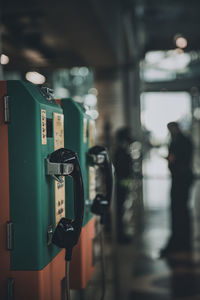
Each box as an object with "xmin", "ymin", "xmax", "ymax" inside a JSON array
[
  {"xmin": 61, "ymin": 99, "xmax": 94, "ymax": 226},
  {"xmin": 7, "ymin": 81, "xmax": 63, "ymax": 270}
]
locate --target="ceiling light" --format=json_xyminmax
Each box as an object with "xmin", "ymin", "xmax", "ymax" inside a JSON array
[
  {"xmin": 25, "ymin": 72, "xmax": 46, "ymax": 85},
  {"xmin": 70, "ymin": 67, "xmax": 80, "ymax": 76},
  {"xmin": 23, "ymin": 49, "xmax": 47, "ymax": 65},
  {"xmin": 0, "ymin": 54, "xmax": 9, "ymax": 65},
  {"xmin": 194, "ymin": 108, "xmax": 200, "ymax": 120},
  {"xmin": 84, "ymin": 94, "xmax": 97, "ymax": 107},
  {"xmin": 79, "ymin": 67, "xmax": 89, "ymax": 76},
  {"xmin": 175, "ymin": 35, "xmax": 188, "ymax": 49}
]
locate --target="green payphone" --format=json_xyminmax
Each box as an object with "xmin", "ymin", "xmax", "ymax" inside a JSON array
[{"xmin": 0, "ymin": 81, "xmax": 84, "ymax": 300}]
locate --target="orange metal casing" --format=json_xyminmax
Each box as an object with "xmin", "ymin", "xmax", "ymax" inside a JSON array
[
  {"xmin": 0, "ymin": 81, "xmax": 66, "ymax": 300},
  {"xmin": 69, "ymin": 218, "xmax": 95, "ymax": 289},
  {"xmin": 10, "ymin": 250, "xmax": 65, "ymax": 300},
  {"xmin": 0, "ymin": 80, "xmax": 10, "ymax": 300}
]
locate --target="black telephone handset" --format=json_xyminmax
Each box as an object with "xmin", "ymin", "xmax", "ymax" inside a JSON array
[
  {"xmin": 47, "ymin": 148, "xmax": 84, "ymax": 261},
  {"xmin": 88, "ymin": 146, "xmax": 113, "ymax": 223}
]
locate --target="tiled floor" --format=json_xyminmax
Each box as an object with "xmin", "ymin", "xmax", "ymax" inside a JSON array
[
  {"xmin": 111, "ymin": 205, "xmax": 200, "ymax": 300},
  {"xmin": 116, "ymin": 148, "xmax": 200, "ymax": 300},
  {"xmin": 128, "ymin": 209, "xmax": 200, "ymax": 300}
]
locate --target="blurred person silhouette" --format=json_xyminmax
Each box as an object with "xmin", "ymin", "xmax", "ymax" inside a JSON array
[
  {"xmin": 160, "ymin": 122, "xmax": 193, "ymax": 256},
  {"xmin": 113, "ymin": 127, "xmax": 134, "ymax": 243}
]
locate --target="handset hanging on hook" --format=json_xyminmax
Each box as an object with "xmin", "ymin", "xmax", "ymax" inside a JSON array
[
  {"xmin": 88, "ymin": 145, "xmax": 114, "ymax": 223},
  {"xmin": 46, "ymin": 148, "xmax": 84, "ymax": 260},
  {"xmin": 88, "ymin": 146, "xmax": 114, "ymax": 300}
]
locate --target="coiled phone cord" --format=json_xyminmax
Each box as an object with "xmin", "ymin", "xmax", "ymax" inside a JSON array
[
  {"xmin": 100, "ymin": 224, "xmax": 106, "ymax": 300},
  {"xmin": 66, "ymin": 260, "xmax": 71, "ymax": 300},
  {"xmin": 64, "ymin": 224, "xmax": 107, "ymax": 300},
  {"xmin": 65, "ymin": 248, "xmax": 73, "ymax": 300},
  {"xmin": 64, "ymin": 217, "xmax": 107, "ymax": 300}
]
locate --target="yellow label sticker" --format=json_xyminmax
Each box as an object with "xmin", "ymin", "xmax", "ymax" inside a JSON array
[
  {"xmin": 89, "ymin": 167, "xmax": 96, "ymax": 201},
  {"xmin": 89, "ymin": 120, "xmax": 96, "ymax": 147},
  {"xmin": 83, "ymin": 118, "xmax": 87, "ymax": 143},
  {"xmin": 53, "ymin": 112, "xmax": 65, "ymax": 224},
  {"xmin": 55, "ymin": 179, "xmax": 65, "ymax": 225},
  {"xmin": 53, "ymin": 113, "xmax": 64, "ymax": 150},
  {"xmin": 41, "ymin": 109, "xmax": 47, "ymax": 145}
]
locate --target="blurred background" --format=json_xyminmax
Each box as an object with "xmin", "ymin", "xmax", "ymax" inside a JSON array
[{"xmin": 2, "ymin": 1, "xmax": 200, "ymax": 299}]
